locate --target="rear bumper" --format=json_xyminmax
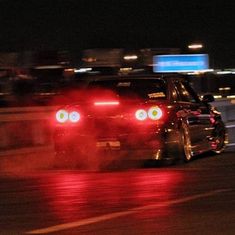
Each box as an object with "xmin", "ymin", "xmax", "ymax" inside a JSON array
[{"xmin": 53, "ymin": 127, "xmax": 179, "ymax": 161}]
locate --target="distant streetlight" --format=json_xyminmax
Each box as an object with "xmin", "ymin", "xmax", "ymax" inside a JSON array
[
  {"xmin": 123, "ymin": 55, "xmax": 138, "ymax": 61},
  {"xmin": 188, "ymin": 43, "xmax": 203, "ymax": 50}
]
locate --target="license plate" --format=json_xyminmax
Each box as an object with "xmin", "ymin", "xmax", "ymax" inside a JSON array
[{"xmin": 96, "ymin": 141, "xmax": 121, "ymax": 149}]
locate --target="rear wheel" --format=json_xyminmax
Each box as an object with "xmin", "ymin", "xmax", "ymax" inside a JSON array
[{"xmin": 211, "ymin": 121, "xmax": 228, "ymax": 154}]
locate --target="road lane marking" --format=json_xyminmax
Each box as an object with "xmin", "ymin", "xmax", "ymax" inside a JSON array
[
  {"xmin": 26, "ymin": 188, "xmax": 232, "ymax": 234},
  {"xmin": 228, "ymin": 143, "xmax": 235, "ymax": 146},
  {"xmin": 226, "ymin": 124, "xmax": 235, "ymax": 128}
]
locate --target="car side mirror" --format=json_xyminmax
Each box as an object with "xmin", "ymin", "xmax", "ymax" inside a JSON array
[{"xmin": 202, "ymin": 94, "xmax": 215, "ymax": 103}]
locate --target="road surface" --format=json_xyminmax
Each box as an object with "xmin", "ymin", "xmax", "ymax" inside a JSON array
[{"xmin": 0, "ymin": 147, "xmax": 235, "ymax": 235}]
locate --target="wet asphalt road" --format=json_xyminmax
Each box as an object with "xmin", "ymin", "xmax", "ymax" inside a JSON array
[{"xmin": 0, "ymin": 147, "xmax": 235, "ymax": 235}]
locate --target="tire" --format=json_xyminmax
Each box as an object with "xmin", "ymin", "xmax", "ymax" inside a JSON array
[
  {"xmin": 211, "ymin": 121, "xmax": 228, "ymax": 154},
  {"xmin": 179, "ymin": 123, "xmax": 193, "ymax": 163}
]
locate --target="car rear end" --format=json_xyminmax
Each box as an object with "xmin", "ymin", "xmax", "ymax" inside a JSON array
[{"xmin": 53, "ymin": 77, "xmax": 175, "ymax": 164}]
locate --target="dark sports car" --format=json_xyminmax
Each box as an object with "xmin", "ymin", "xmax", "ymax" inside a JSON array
[{"xmin": 53, "ymin": 74, "xmax": 228, "ymax": 166}]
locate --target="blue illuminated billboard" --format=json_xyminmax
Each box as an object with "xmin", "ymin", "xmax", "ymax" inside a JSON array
[{"xmin": 153, "ymin": 54, "xmax": 209, "ymax": 73}]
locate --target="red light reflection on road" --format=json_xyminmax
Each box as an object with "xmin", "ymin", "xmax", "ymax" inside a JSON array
[{"xmin": 38, "ymin": 170, "xmax": 183, "ymax": 222}]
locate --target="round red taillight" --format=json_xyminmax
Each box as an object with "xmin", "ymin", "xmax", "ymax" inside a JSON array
[
  {"xmin": 135, "ymin": 109, "xmax": 148, "ymax": 121},
  {"xmin": 69, "ymin": 111, "xmax": 81, "ymax": 123},
  {"xmin": 56, "ymin": 109, "xmax": 69, "ymax": 123},
  {"xmin": 148, "ymin": 106, "xmax": 163, "ymax": 120}
]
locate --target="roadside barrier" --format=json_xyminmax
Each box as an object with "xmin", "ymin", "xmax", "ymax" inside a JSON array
[
  {"xmin": 213, "ymin": 99, "xmax": 235, "ymax": 123},
  {"xmin": 0, "ymin": 106, "xmax": 57, "ymax": 156}
]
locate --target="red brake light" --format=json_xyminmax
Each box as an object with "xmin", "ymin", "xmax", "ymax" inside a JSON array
[
  {"xmin": 135, "ymin": 109, "xmax": 148, "ymax": 121},
  {"xmin": 69, "ymin": 111, "xmax": 81, "ymax": 123},
  {"xmin": 94, "ymin": 101, "xmax": 120, "ymax": 106},
  {"xmin": 56, "ymin": 109, "xmax": 69, "ymax": 123},
  {"xmin": 56, "ymin": 109, "xmax": 81, "ymax": 123},
  {"xmin": 135, "ymin": 106, "xmax": 163, "ymax": 121},
  {"xmin": 148, "ymin": 106, "xmax": 163, "ymax": 120}
]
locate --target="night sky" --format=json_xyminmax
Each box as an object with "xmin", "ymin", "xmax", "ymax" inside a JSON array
[{"xmin": 0, "ymin": 0, "xmax": 235, "ymax": 68}]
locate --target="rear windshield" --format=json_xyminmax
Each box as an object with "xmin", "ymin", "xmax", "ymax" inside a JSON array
[{"xmin": 88, "ymin": 78, "xmax": 167, "ymax": 100}]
